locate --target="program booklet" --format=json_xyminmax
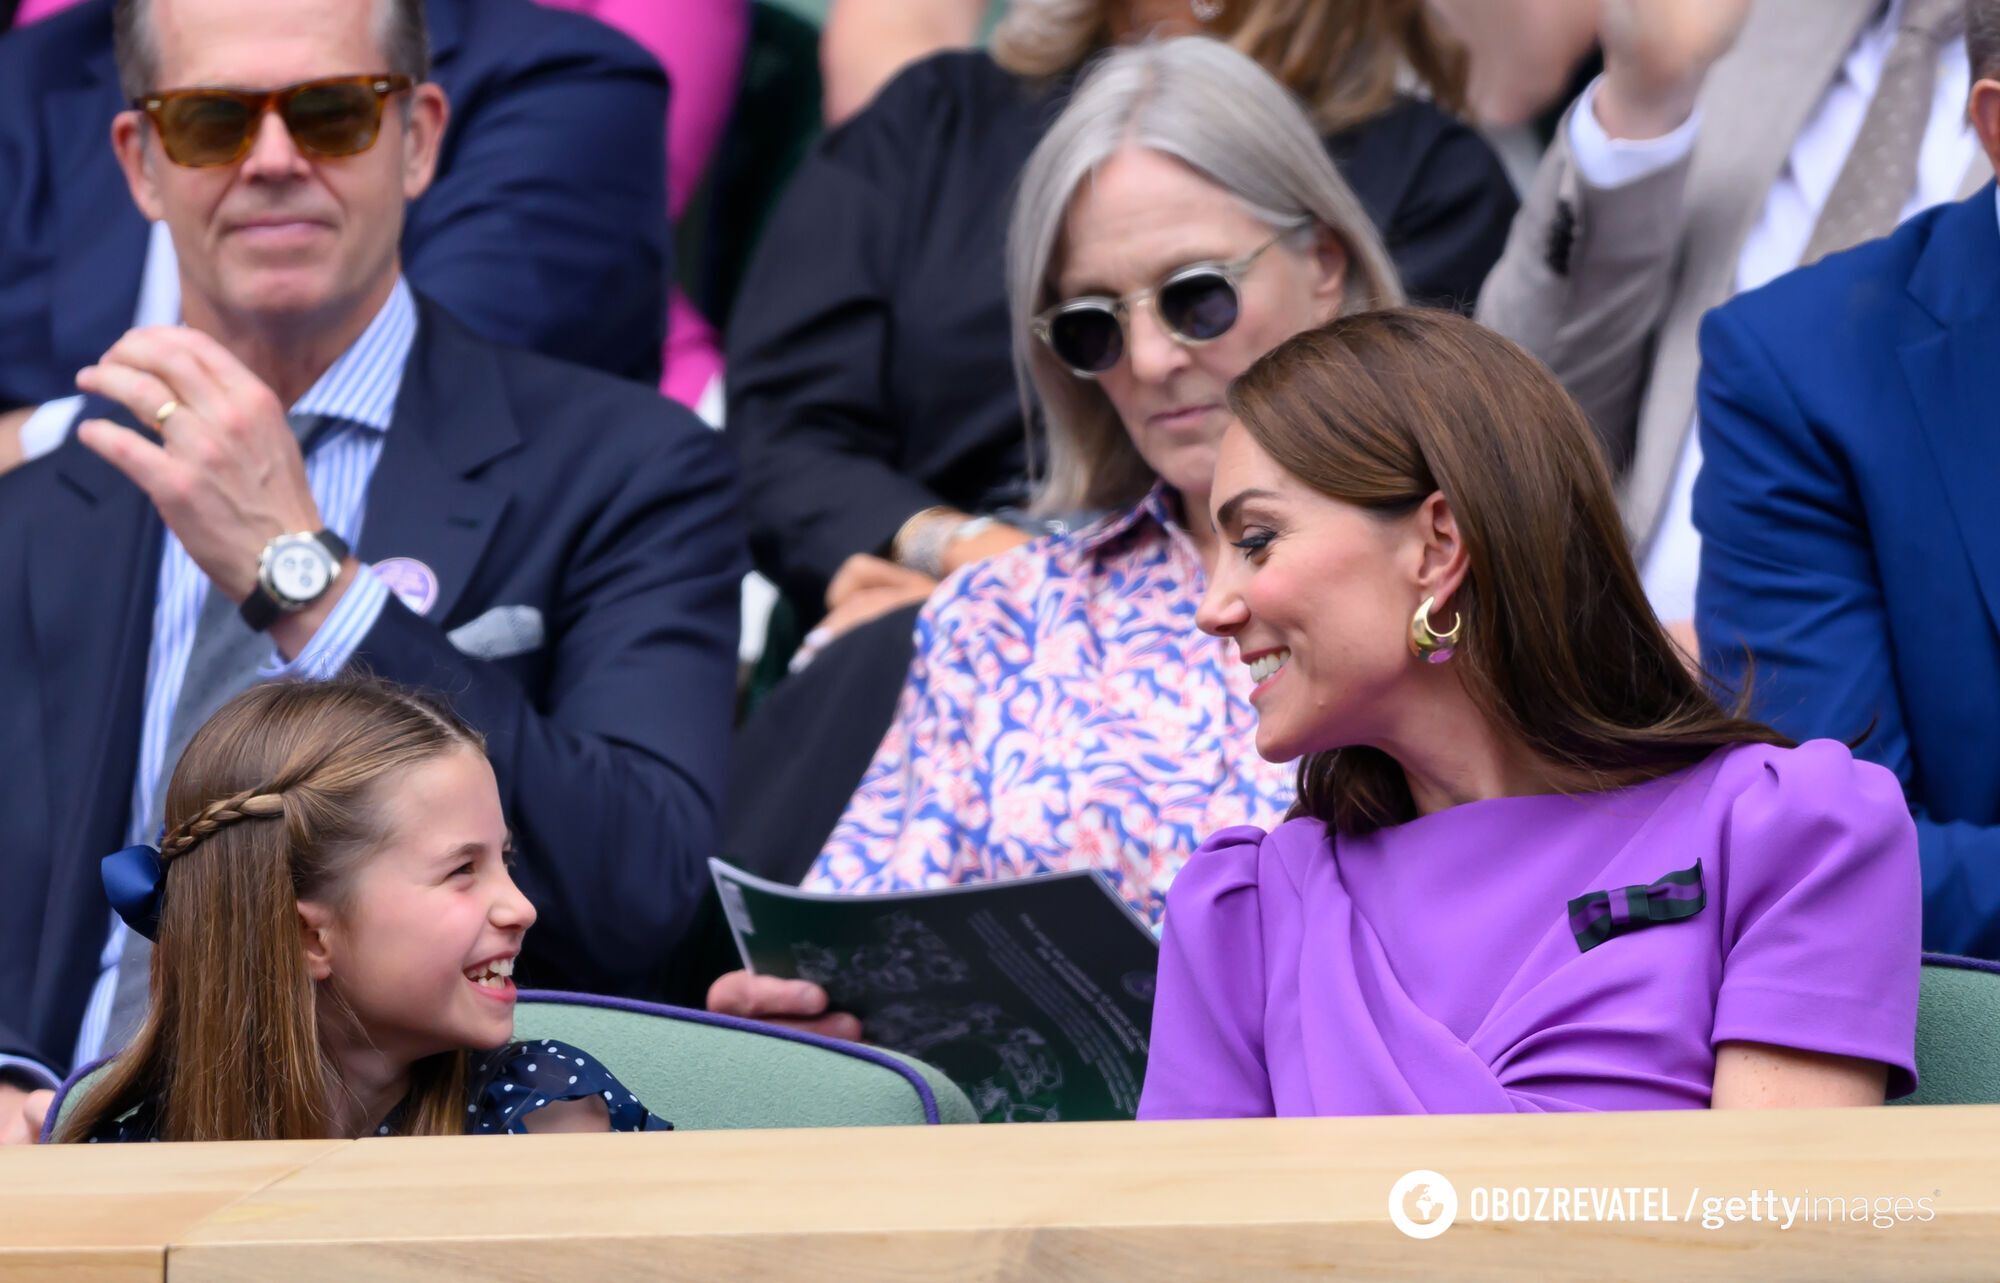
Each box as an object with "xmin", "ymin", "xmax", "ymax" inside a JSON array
[{"xmin": 709, "ymin": 859, "xmax": 1160, "ymax": 1123}]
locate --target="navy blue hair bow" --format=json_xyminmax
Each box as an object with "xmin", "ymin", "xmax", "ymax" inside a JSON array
[{"xmin": 102, "ymin": 844, "xmax": 167, "ymax": 942}]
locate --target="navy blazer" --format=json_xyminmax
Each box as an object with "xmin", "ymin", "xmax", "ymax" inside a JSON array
[
  {"xmin": 0, "ymin": 0, "xmax": 671, "ymax": 406},
  {"xmin": 1695, "ymin": 184, "xmax": 2000, "ymax": 959},
  {"xmin": 0, "ymin": 295, "xmax": 746, "ymax": 1075}
]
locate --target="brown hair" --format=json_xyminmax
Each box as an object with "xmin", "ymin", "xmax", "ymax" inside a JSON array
[
  {"xmin": 56, "ymin": 677, "xmax": 484, "ymax": 1143},
  {"xmin": 993, "ymin": 0, "xmax": 1469, "ymax": 132},
  {"xmin": 1226, "ymin": 308, "xmax": 1790, "ymax": 835}
]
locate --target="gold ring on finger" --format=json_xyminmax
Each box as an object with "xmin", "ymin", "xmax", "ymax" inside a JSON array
[{"xmin": 153, "ymin": 399, "xmax": 181, "ymax": 429}]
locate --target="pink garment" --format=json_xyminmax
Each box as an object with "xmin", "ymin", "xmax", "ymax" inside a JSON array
[
  {"xmin": 807, "ymin": 487, "xmax": 1298, "ymax": 926},
  {"xmin": 536, "ymin": 0, "xmax": 746, "ymax": 411},
  {"xmin": 14, "ymin": 0, "xmax": 84, "ymax": 23}
]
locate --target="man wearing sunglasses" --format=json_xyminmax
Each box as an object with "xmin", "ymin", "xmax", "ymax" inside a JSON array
[
  {"xmin": 0, "ymin": 0, "xmax": 746, "ymax": 1131},
  {"xmin": 0, "ymin": 0, "xmax": 673, "ymax": 478}
]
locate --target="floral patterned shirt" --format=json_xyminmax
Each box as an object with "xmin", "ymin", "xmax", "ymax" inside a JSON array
[{"xmin": 806, "ymin": 486, "xmax": 1297, "ymax": 926}]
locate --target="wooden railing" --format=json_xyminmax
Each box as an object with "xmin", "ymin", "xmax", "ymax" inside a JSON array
[{"xmin": 6, "ymin": 1105, "xmax": 2000, "ymax": 1281}]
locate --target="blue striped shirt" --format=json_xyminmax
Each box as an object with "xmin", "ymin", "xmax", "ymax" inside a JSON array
[{"xmin": 70, "ymin": 279, "xmax": 418, "ymax": 1070}]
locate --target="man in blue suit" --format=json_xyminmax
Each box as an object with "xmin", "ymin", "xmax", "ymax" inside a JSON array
[
  {"xmin": 0, "ymin": 0, "xmax": 671, "ymax": 470},
  {"xmin": 1695, "ymin": 9, "xmax": 2000, "ymax": 960},
  {"xmin": 0, "ymin": 0, "xmax": 742, "ymax": 1141}
]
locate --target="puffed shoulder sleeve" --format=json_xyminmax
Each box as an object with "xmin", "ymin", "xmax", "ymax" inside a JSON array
[
  {"xmin": 1138, "ymin": 826, "xmax": 1274, "ymax": 1120},
  {"xmin": 1713, "ymin": 741, "xmax": 1922, "ymax": 1098},
  {"xmin": 470, "ymin": 1039, "xmax": 673, "ymax": 1134}
]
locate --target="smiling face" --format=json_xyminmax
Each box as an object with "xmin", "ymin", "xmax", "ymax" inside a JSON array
[
  {"xmin": 1198, "ymin": 421, "xmax": 1466, "ymax": 762},
  {"xmin": 110, "ymin": 0, "xmax": 446, "ymax": 329},
  {"xmin": 1053, "ymin": 146, "xmax": 1346, "ymax": 498},
  {"xmin": 302, "ymin": 748, "xmax": 533, "ymax": 1061}
]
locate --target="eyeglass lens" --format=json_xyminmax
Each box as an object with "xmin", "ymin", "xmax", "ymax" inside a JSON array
[
  {"xmin": 283, "ymin": 81, "xmax": 385, "ymax": 155},
  {"xmin": 1048, "ymin": 308, "xmax": 1125, "ymax": 374},
  {"xmin": 1158, "ymin": 271, "xmax": 1241, "ymax": 342}
]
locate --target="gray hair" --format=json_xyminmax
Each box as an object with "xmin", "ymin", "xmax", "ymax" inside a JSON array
[
  {"xmin": 112, "ymin": 0, "xmax": 431, "ymax": 102},
  {"xmin": 1006, "ymin": 37, "xmax": 1404, "ymax": 516}
]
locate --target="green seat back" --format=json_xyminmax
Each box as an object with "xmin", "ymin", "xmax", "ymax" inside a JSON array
[
  {"xmin": 46, "ymin": 1059, "xmax": 114, "ymax": 1140},
  {"xmin": 48, "ymin": 990, "xmax": 974, "ymax": 1138},
  {"xmin": 1895, "ymin": 956, "xmax": 2000, "ymax": 1106},
  {"xmin": 511, "ymin": 991, "xmax": 975, "ymax": 1127}
]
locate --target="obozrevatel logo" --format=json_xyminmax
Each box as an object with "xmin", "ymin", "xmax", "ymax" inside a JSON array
[{"xmin": 1388, "ymin": 1169, "xmax": 1459, "ymax": 1239}]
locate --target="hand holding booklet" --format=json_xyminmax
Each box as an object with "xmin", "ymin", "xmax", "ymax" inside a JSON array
[{"xmin": 709, "ymin": 859, "xmax": 1160, "ymax": 1123}]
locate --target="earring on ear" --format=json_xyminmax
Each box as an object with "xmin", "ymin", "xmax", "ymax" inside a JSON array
[
  {"xmin": 1408, "ymin": 596, "xmax": 1462, "ymax": 664},
  {"xmin": 1191, "ymin": 0, "xmax": 1224, "ymax": 21}
]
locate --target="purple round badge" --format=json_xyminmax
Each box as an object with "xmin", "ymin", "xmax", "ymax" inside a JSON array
[{"xmin": 373, "ymin": 557, "xmax": 440, "ymax": 617}]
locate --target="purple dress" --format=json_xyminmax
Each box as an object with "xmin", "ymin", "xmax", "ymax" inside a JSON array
[{"xmin": 1137, "ymin": 740, "xmax": 1921, "ymax": 1118}]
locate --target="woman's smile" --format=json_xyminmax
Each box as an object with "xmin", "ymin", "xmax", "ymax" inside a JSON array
[{"xmin": 1244, "ymin": 645, "xmax": 1291, "ymax": 698}]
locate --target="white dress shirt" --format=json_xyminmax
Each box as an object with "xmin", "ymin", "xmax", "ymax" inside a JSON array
[{"xmin": 1566, "ymin": 0, "xmax": 1978, "ymax": 621}]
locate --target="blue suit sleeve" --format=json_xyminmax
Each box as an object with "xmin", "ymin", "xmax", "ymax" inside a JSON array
[
  {"xmin": 406, "ymin": 33, "xmax": 671, "ymax": 385},
  {"xmin": 349, "ymin": 426, "xmax": 746, "ymax": 994},
  {"xmin": 1694, "ymin": 304, "xmax": 2000, "ymax": 957}
]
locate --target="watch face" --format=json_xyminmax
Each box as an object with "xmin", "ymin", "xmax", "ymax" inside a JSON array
[{"xmin": 267, "ymin": 537, "xmax": 333, "ymax": 605}]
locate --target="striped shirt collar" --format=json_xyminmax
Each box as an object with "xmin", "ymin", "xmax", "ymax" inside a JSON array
[{"xmin": 290, "ymin": 276, "xmax": 419, "ymax": 433}]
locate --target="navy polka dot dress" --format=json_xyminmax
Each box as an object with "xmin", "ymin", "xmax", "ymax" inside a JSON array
[
  {"xmin": 80, "ymin": 1039, "xmax": 670, "ymax": 1141},
  {"xmin": 463, "ymin": 1039, "xmax": 671, "ymax": 1135}
]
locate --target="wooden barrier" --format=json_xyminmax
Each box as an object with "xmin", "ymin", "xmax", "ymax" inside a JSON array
[
  {"xmin": 0, "ymin": 1139, "xmax": 338, "ymax": 1283},
  {"xmin": 6, "ymin": 1107, "xmax": 2000, "ymax": 1281}
]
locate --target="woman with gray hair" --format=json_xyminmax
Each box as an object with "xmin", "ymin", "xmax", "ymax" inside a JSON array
[
  {"xmin": 709, "ymin": 37, "xmax": 1402, "ymax": 1036},
  {"xmin": 719, "ymin": 0, "xmax": 1510, "ymax": 915},
  {"xmin": 727, "ymin": 0, "xmax": 1512, "ymax": 644}
]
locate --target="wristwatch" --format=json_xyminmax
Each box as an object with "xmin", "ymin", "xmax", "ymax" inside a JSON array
[{"xmin": 240, "ymin": 529, "xmax": 350, "ymax": 632}]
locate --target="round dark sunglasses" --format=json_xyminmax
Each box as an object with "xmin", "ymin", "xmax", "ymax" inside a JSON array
[
  {"xmin": 133, "ymin": 74, "xmax": 415, "ymax": 169},
  {"xmin": 1031, "ymin": 231, "xmax": 1290, "ymax": 378}
]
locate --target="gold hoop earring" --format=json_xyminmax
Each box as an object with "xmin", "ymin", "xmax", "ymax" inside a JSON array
[{"xmin": 1408, "ymin": 596, "xmax": 1462, "ymax": 665}]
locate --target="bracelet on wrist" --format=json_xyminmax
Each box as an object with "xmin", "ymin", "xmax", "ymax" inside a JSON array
[
  {"xmin": 891, "ymin": 505, "xmax": 963, "ymax": 578},
  {"xmin": 949, "ymin": 515, "xmax": 999, "ymax": 546}
]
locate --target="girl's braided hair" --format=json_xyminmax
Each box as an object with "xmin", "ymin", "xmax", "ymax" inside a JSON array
[{"xmin": 158, "ymin": 787, "xmax": 286, "ymax": 863}]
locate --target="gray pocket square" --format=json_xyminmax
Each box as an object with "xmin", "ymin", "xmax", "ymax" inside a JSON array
[{"xmin": 447, "ymin": 606, "xmax": 545, "ymax": 660}]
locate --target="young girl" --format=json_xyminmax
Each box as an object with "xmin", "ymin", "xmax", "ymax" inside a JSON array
[{"xmin": 56, "ymin": 677, "xmax": 670, "ymax": 1143}]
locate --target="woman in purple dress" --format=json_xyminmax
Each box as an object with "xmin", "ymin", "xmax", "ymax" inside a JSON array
[{"xmin": 1138, "ymin": 308, "xmax": 1921, "ymax": 1118}]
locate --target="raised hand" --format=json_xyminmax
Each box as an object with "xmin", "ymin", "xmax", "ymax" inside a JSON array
[
  {"xmin": 1595, "ymin": 0, "xmax": 1755, "ymax": 139},
  {"xmin": 74, "ymin": 326, "xmax": 326, "ymax": 605}
]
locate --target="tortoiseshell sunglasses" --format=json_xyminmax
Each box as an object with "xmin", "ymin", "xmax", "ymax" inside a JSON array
[{"xmin": 133, "ymin": 74, "xmax": 414, "ymax": 168}]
